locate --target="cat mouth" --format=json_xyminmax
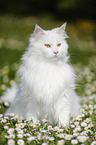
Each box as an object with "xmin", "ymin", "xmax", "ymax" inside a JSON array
[
  {"xmin": 46, "ymin": 53, "xmax": 61, "ymax": 61},
  {"xmin": 54, "ymin": 53, "xmax": 59, "ymax": 57},
  {"xmin": 51, "ymin": 54, "xmax": 60, "ymax": 60}
]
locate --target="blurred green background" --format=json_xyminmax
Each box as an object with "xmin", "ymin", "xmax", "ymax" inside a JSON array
[
  {"xmin": 0, "ymin": 0, "xmax": 96, "ymax": 96},
  {"xmin": 0, "ymin": 0, "xmax": 96, "ymax": 20}
]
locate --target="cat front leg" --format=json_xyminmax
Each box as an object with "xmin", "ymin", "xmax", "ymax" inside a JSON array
[
  {"xmin": 55, "ymin": 97, "xmax": 71, "ymax": 127},
  {"xmin": 58, "ymin": 108, "xmax": 70, "ymax": 126}
]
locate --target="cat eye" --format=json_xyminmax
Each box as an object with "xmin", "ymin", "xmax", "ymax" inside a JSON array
[
  {"xmin": 44, "ymin": 44, "xmax": 51, "ymax": 48},
  {"xmin": 57, "ymin": 43, "xmax": 61, "ymax": 47}
]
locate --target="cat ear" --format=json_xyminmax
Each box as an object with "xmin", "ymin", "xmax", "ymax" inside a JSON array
[
  {"xmin": 57, "ymin": 22, "xmax": 69, "ymax": 38},
  {"xmin": 34, "ymin": 24, "xmax": 45, "ymax": 38},
  {"xmin": 58, "ymin": 22, "xmax": 67, "ymax": 32}
]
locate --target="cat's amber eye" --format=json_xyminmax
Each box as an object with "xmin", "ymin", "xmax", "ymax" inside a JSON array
[
  {"xmin": 44, "ymin": 44, "xmax": 51, "ymax": 48},
  {"xmin": 57, "ymin": 43, "xmax": 61, "ymax": 47}
]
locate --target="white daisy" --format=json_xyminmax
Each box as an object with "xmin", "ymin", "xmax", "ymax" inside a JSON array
[
  {"xmin": 54, "ymin": 126, "xmax": 59, "ymax": 131},
  {"xmin": 91, "ymin": 141, "xmax": 96, "ymax": 145},
  {"xmin": 80, "ymin": 131, "xmax": 87, "ymax": 136},
  {"xmin": 29, "ymin": 117, "xmax": 33, "ymax": 121},
  {"xmin": 77, "ymin": 135, "xmax": 87, "ymax": 143},
  {"xmin": 49, "ymin": 137, "xmax": 54, "ymax": 141},
  {"xmin": 18, "ymin": 130, "xmax": 24, "ymax": 135},
  {"xmin": 29, "ymin": 123, "xmax": 33, "ymax": 126},
  {"xmin": 5, "ymin": 135, "xmax": 10, "ymax": 138},
  {"xmin": 20, "ymin": 117, "xmax": 24, "ymax": 120},
  {"xmin": 0, "ymin": 114, "xmax": 3, "ymax": 118},
  {"xmin": 80, "ymin": 109, "xmax": 85, "ymax": 113},
  {"xmin": 85, "ymin": 129, "xmax": 92, "ymax": 134},
  {"xmin": 73, "ymin": 133, "xmax": 79, "ymax": 137},
  {"xmin": 42, "ymin": 119, "xmax": 47, "ymax": 123},
  {"xmin": 4, "ymin": 116, "xmax": 9, "ymax": 119},
  {"xmin": 8, "ymin": 139, "xmax": 15, "ymax": 145},
  {"xmin": 42, "ymin": 135, "xmax": 49, "ymax": 140},
  {"xmin": 10, "ymin": 113, "xmax": 15, "ymax": 117},
  {"xmin": 6, "ymin": 113, "xmax": 10, "ymax": 116},
  {"xmin": 17, "ymin": 139, "xmax": 24, "ymax": 145},
  {"xmin": 89, "ymin": 110, "xmax": 93, "ymax": 115},
  {"xmin": 75, "ymin": 126, "xmax": 81, "ymax": 131},
  {"xmin": 17, "ymin": 134, "xmax": 23, "ymax": 138},
  {"xmin": 81, "ymin": 114, "xmax": 85, "ymax": 117},
  {"xmin": 71, "ymin": 139, "xmax": 78, "ymax": 144},
  {"xmin": 15, "ymin": 123, "xmax": 21, "ymax": 128},
  {"xmin": 27, "ymin": 136, "xmax": 36, "ymax": 143},
  {"xmin": 41, "ymin": 129, "xmax": 46, "ymax": 133},
  {"xmin": 88, "ymin": 123, "xmax": 94, "ymax": 128},
  {"xmin": 48, "ymin": 125, "xmax": 53, "ymax": 130},
  {"xmin": 14, "ymin": 115, "xmax": 18, "ymax": 119},
  {"xmin": 15, "ymin": 128, "xmax": 21, "ymax": 132},
  {"xmin": 4, "ymin": 126, "xmax": 9, "ymax": 130},
  {"xmin": 58, "ymin": 129, "xmax": 64, "ymax": 132},
  {"xmin": 20, "ymin": 123, "xmax": 25, "ymax": 128},
  {"xmin": 9, "ymin": 134, "xmax": 15, "ymax": 139},
  {"xmin": 24, "ymin": 133, "xmax": 30, "ymax": 137},
  {"xmin": 65, "ymin": 135, "xmax": 73, "ymax": 140},
  {"xmin": 37, "ymin": 133, "xmax": 42, "ymax": 140},
  {"xmin": 74, "ymin": 121, "xmax": 79, "ymax": 126},
  {"xmin": 36, "ymin": 120, "xmax": 40, "ymax": 124},
  {"xmin": 89, "ymin": 105, "xmax": 93, "ymax": 109},
  {"xmin": 81, "ymin": 122, "xmax": 87, "ymax": 127},
  {"xmin": 57, "ymin": 140, "xmax": 65, "ymax": 145},
  {"xmin": 73, "ymin": 130, "xmax": 77, "ymax": 133},
  {"xmin": 76, "ymin": 115, "xmax": 82, "ymax": 121},
  {"xmin": 42, "ymin": 143, "xmax": 48, "ymax": 145},
  {"xmin": 84, "ymin": 127, "xmax": 88, "ymax": 130},
  {"xmin": 70, "ymin": 125, "xmax": 75, "ymax": 128},
  {"xmin": 85, "ymin": 118, "xmax": 91, "ymax": 123},
  {"xmin": 7, "ymin": 128, "xmax": 15, "ymax": 134},
  {"xmin": 60, "ymin": 133, "xmax": 64, "ymax": 138},
  {"xmin": 18, "ymin": 119, "xmax": 22, "ymax": 123},
  {"xmin": 1, "ymin": 119, "xmax": 7, "ymax": 123}
]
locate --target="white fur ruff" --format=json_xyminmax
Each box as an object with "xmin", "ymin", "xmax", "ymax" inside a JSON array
[{"xmin": 1, "ymin": 24, "xmax": 81, "ymax": 126}]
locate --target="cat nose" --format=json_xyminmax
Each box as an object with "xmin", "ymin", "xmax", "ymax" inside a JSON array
[{"xmin": 54, "ymin": 51, "xmax": 58, "ymax": 55}]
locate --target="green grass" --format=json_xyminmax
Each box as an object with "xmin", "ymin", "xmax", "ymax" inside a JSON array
[{"xmin": 0, "ymin": 15, "xmax": 96, "ymax": 145}]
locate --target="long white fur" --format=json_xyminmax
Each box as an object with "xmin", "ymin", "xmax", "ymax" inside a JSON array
[{"xmin": 1, "ymin": 23, "xmax": 81, "ymax": 126}]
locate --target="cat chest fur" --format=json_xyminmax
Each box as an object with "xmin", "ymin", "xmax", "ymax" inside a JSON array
[{"xmin": 20, "ymin": 59, "xmax": 75, "ymax": 104}]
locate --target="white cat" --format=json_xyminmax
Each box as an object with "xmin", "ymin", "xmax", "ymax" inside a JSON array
[{"xmin": 1, "ymin": 23, "xmax": 81, "ymax": 126}]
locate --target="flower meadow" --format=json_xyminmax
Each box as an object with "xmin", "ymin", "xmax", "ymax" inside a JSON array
[
  {"xmin": 0, "ymin": 55, "xmax": 96, "ymax": 145},
  {"xmin": 0, "ymin": 16, "xmax": 96, "ymax": 145}
]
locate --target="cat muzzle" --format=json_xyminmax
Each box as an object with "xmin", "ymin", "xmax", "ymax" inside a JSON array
[{"xmin": 54, "ymin": 51, "xmax": 58, "ymax": 55}]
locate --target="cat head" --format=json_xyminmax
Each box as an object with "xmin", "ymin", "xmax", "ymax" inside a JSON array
[{"xmin": 29, "ymin": 23, "xmax": 69, "ymax": 62}]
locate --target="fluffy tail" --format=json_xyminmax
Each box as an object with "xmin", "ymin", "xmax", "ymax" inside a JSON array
[{"xmin": 0, "ymin": 85, "xmax": 17, "ymax": 103}]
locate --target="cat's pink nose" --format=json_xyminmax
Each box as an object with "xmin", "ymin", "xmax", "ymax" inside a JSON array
[{"xmin": 54, "ymin": 51, "xmax": 58, "ymax": 55}]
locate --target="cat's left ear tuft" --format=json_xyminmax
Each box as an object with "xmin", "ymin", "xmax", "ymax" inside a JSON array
[
  {"xmin": 57, "ymin": 22, "xmax": 69, "ymax": 38},
  {"xmin": 59, "ymin": 22, "xmax": 67, "ymax": 31},
  {"xmin": 34, "ymin": 24, "xmax": 45, "ymax": 38}
]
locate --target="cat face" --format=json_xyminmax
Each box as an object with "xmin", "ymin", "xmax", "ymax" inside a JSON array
[{"xmin": 30, "ymin": 23, "xmax": 69, "ymax": 62}]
